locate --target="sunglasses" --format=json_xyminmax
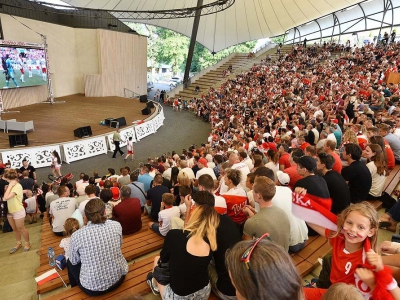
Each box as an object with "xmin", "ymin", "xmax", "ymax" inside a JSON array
[{"xmin": 240, "ymin": 232, "xmax": 273, "ymax": 286}]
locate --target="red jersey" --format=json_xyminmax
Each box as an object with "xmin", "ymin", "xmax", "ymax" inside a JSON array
[
  {"xmin": 284, "ymin": 166, "xmax": 304, "ymax": 189},
  {"xmin": 299, "ymin": 142, "xmax": 311, "ymax": 151},
  {"xmin": 279, "ymin": 153, "xmax": 291, "ymax": 169},
  {"xmin": 221, "ymin": 194, "xmax": 248, "ymax": 224},
  {"xmin": 385, "ymin": 140, "xmax": 395, "ymax": 170},
  {"xmin": 330, "ymin": 152, "xmax": 342, "ymax": 174}
]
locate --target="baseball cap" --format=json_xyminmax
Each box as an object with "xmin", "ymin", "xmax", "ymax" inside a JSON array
[
  {"xmin": 153, "ymin": 165, "xmax": 165, "ymax": 174},
  {"xmin": 198, "ymin": 157, "xmax": 208, "ymax": 167},
  {"xmin": 276, "ymin": 171, "xmax": 290, "ymax": 186},
  {"xmin": 293, "ymin": 156, "xmax": 316, "ymax": 171}
]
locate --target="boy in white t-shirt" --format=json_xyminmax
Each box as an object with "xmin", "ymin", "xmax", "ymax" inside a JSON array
[
  {"xmin": 148, "ymin": 193, "xmax": 180, "ymax": 236},
  {"xmin": 25, "ymin": 190, "xmax": 37, "ymax": 223},
  {"xmin": 124, "ymin": 137, "xmax": 135, "ymax": 161}
]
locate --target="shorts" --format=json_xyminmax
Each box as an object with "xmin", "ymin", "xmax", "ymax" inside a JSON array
[
  {"xmin": 164, "ymin": 283, "xmax": 211, "ymax": 300},
  {"xmin": 55, "ymin": 165, "xmax": 61, "ymax": 170},
  {"xmin": 151, "ymin": 222, "xmax": 163, "ymax": 236},
  {"xmin": 128, "ymin": 150, "xmax": 134, "ymax": 154},
  {"xmin": 8, "ymin": 208, "xmax": 26, "ymax": 220}
]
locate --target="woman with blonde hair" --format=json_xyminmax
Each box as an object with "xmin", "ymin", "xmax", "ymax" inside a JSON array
[
  {"xmin": 225, "ymin": 238, "xmax": 303, "ymax": 300},
  {"xmin": 5, "ymin": 168, "xmax": 30, "ymax": 253},
  {"xmin": 147, "ymin": 191, "xmax": 219, "ymax": 299}
]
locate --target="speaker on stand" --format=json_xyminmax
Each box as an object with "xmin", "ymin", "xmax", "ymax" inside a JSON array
[
  {"xmin": 73, "ymin": 126, "xmax": 92, "ymax": 138},
  {"xmin": 140, "ymin": 95, "xmax": 147, "ymax": 103},
  {"xmin": 141, "ymin": 107, "xmax": 151, "ymax": 115}
]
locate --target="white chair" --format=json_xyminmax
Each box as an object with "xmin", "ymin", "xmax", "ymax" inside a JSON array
[
  {"xmin": 0, "ymin": 119, "xmax": 16, "ymax": 133},
  {"xmin": 7, "ymin": 120, "xmax": 34, "ymax": 134}
]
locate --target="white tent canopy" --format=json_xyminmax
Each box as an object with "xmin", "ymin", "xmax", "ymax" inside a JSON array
[{"xmin": 59, "ymin": 0, "xmax": 387, "ymax": 51}]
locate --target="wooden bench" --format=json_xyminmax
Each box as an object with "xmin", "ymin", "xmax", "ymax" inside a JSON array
[
  {"xmin": 291, "ymin": 235, "xmax": 332, "ymax": 277},
  {"xmin": 37, "ymin": 215, "xmax": 164, "ymax": 294},
  {"xmin": 367, "ymin": 165, "xmax": 400, "ymax": 211}
]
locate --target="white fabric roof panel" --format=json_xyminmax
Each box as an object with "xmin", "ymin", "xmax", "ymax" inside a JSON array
[{"xmin": 61, "ymin": 0, "xmax": 365, "ymax": 51}]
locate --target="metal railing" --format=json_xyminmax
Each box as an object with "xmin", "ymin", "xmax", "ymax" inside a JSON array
[{"xmin": 124, "ymin": 88, "xmax": 142, "ymax": 99}]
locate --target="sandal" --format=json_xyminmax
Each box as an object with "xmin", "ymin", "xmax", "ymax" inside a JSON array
[
  {"xmin": 23, "ymin": 243, "xmax": 31, "ymax": 252},
  {"xmin": 379, "ymin": 221, "xmax": 392, "ymax": 228},
  {"xmin": 10, "ymin": 242, "xmax": 22, "ymax": 254}
]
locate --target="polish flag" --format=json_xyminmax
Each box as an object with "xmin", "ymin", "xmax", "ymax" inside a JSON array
[
  {"xmin": 291, "ymin": 192, "xmax": 337, "ymax": 231},
  {"xmin": 35, "ymin": 269, "xmax": 59, "ymax": 285}
]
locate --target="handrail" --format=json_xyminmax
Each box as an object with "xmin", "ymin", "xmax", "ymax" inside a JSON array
[{"xmin": 124, "ymin": 88, "xmax": 141, "ymax": 98}]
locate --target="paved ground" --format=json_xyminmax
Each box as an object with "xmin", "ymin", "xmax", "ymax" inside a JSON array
[{"xmin": 35, "ymin": 102, "xmax": 210, "ymax": 183}]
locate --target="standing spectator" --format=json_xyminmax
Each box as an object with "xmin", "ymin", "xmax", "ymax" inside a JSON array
[
  {"xmin": 68, "ymin": 199, "xmax": 128, "ymax": 296},
  {"xmin": 51, "ymin": 150, "xmax": 62, "ymax": 178},
  {"xmin": 19, "ymin": 159, "xmax": 37, "ymax": 182},
  {"xmin": 19, "ymin": 170, "xmax": 34, "ymax": 191},
  {"xmin": 4, "ymin": 168, "xmax": 30, "ymax": 253},
  {"xmin": 341, "ymin": 143, "xmax": 372, "ymax": 203},
  {"xmin": 112, "ymin": 186, "xmax": 142, "ymax": 235}
]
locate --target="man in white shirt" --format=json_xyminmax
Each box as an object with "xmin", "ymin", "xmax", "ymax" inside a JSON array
[
  {"xmin": 77, "ymin": 185, "xmax": 98, "ymax": 218},
  {"xmin": 239, "ymin": 151, "xmax": 254, "ymax": 171},
  {"xmin": 229, "ymin": 153, "xmax": 250, "ymax": 188},
  {"xmin": 195, "ymin": 157, "xmax": 217, "ymax": 180},
  {"xmin": 49, "ymin": 186, "xmax": 77, "ymax": 236},
  {"xmin": 179, "ymin": 160, "xmax": 195, "ymax": 180}
]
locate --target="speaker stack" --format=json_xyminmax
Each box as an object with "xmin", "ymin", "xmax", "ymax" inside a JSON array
[
  {"xmin": 147, "ymin": 101, "xmax": 155, "ymax": 109},
  {"xmin": 9, "ymin": 134, "xmax": 28, "ymax": 147},
  {"xmin": 110, "ymin": 117, "xmax": 127, "ymax": 128},
  {"xmin": 140, "ymin": 95, "xmax": 147, "ymax": 103},
  {"xmin": 141, "ymin": 107, "xmax": 151, "ymax": 115},
  {"xmin": 73, "ymin": 126, "xmax": 93, "ymax": 138}
]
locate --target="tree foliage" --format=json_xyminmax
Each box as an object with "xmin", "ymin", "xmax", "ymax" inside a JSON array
[{"xmin": 126, "ymin": 22, "xmax": 257, "ymax": 74}]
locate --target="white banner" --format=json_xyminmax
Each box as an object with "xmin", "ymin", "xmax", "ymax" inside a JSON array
[
  {"xmin": 63, "ymin": 137, "xmax": 108, "ymax": 163},
  {"xmin": 134, "ymin": 120, "xmax": 155, "ymax": 141},
  {"xmin": 107, "ymin": 128, "xmax": 136, "ymax": 152},
  {"xmin": 2, "ymin": 145, "xmax": 61, "ymax": 169}
]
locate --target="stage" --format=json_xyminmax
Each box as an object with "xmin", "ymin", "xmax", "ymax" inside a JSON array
[{"xmin": 0, "ymin": 94, "xmax": 154, "ymax": 149}]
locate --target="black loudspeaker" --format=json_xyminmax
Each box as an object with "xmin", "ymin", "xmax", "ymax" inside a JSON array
[
  {"xmin": 113, "ymin": 117, "xmax": 126, "ymax": 127},
  {"xmin": 147, "ymin": 101, "xmax": 155, "ymax": 108},
  {"xmin": 141, "ymin": 107, "xmax": 151, "ymax": 115},
  {"xmin": 73, "ymin": 126, "xmax": 92, "ymax": 138},
  {"xmin": 140, "ymin": 95, "xmax": 147, "ymax": 103},
  {"xmin": 9, "ymin": 134, "xmax": 28, "ymax": 147}
]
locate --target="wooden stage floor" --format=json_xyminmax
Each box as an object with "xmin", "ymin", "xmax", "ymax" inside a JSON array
[{"xmin": 0, "ymin": 94, "xmax": 154, "ymax": 149}]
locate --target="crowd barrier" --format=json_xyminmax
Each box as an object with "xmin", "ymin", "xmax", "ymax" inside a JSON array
[{"xmin": 1, "ymin": 102, "xmax": 164, "ymax": 169}]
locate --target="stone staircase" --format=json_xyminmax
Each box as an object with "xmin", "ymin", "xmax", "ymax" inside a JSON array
[{"xmin": 169, "ymin": 44, "xmax": 295, "ymax": 101}]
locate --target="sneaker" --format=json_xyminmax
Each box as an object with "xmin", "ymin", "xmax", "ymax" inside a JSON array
[
  {"xmin": 121, "ymin": 152, "xmax": 125, "ymax": 156},
  {"xmin": 146, "ymin": 272, "xmax": 160, "ymax": 295}
]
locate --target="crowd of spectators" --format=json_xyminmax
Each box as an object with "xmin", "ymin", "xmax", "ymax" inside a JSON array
[{"xmin": 6, "ymin": 39, "xmax": 400, "ymax": 298}]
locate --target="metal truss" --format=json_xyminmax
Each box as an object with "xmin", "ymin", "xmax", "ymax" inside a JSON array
[
  {"xmin": 284, "ymin": 0, "xmax": 399, "ymax": 44},
  {"xmin": 0, "ymin": 0, "xmax": 235, "ymax": 20}
]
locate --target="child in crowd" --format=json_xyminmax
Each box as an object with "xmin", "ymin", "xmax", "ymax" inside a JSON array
[
  {"xmin": 148, "ymin": 193, "xmax": 180, "ymax": 236},
  {"xmin": 124, "ymin": 137, "xmax": 135, "ymax": 162},
  {"xmin": 301, "ymin": 201, "xmax": 400, "ymax": 299},
  {"xmin": 25, "ymin": 190, "xmax": 37, "ymax": 224},
  {"xmin": 59, "ymin": 218, "xmax": 79, "ymax": 260}
]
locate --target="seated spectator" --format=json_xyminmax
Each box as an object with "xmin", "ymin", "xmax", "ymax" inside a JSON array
[
  {"xmin": 49, "ymin": 186, "xmax": 77, "ymax": 236},
  {"xmin": 117, "ymin": 168, "xmax": 130, "ymax": 187},
  {"xmin": 145, "ymin": 174, "xmax": 169, "ymax": 221},
  {"xmin": 112, "ymin": 186, "xmax": 142, "ymax": 235},
  {"xmin": 322, "ymin": 283, "xmax": 364, "ymax": 300},
  {"xmin": 284, "ymin": 148, "xmax": 305, "ymax": 189},
  {"xmin": 225, "ymin": 239, "xmax": 302, "ymax": 300},
  {"xmin": 148, "ymin": 193, "xmax": 180, "ymax": 236},
  {"xmin": 75, "ymin": 184, "xmax": 88, "ymax": 206},
  {"xmin": 68, "ymin": 198, "xmax": 128, "ymax": 296},
  {"xmin": 138, "ymin": 166, "xmax": 153, "ymax": 192},
  {"xmin": 127, "ymin": 170, "xmax": 146, "ymax": 211},
  {"xmin": 78, "ymin": 185, "xmax": 97, "ymax": 218},
  {"xmin": 99, "ymin": 188, "xmax": 113, "ymax": 219},
  {"xmin": 25, "ymin": 190, "xmax": 37, "ymax": 224},
  {"xmin": 341, "ymin": 143, "xmax": 372, "ymax": 203},
  {"xmin": 323, "ymin": 140, "xmax": 342, "ymax": 174},
  {"xmin": 364, "ymin": 144, "xmax": 388, "ymax": 200},
  {"xmin": 243, "ymin": 176, "xmax": 290, "ymax": 251},
  {"xmin": 317, "ymin": 153, "xmax": 351, "ymax": 215},
  {"xmin": 147, "ymin": 191, "xmax": 218, "ymax": 298}
]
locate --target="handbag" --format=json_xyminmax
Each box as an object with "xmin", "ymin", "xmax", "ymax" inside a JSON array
[{"xmin": 152, "ymin": 258, "xmax": 170, "ymax": 285}]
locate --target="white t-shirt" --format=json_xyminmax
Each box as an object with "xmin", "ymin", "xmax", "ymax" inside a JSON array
[
  {"xmin": 179, "ymin": 168, "xmax": 195, "ymax": 180},
  {"xmin": 59, "ymin": 237, "xmax": 71, "ymax": 260},
  {"xmin": 271, "ymin": 186, "xmax": 308, "ymax": 246},
  {"xmin": 50, "ymin": 197, "xmax": 77, "ymax": 233},
  {"xmin": 242, "ymin": 157, "xmax": 254, "ymax": 171},
  {"xmin": 162, "ymin": 168, "xmax": 172, "ymax": 181},
  {"xmin": 25, "ymin": 196, "xmax": 36, "ymax": 214},
  {"xmin": 158, "ymin": 206, "xmax": 180, "ymax": 236},
  {"xmin": 367, "ymin": 161, "xmax": 386, "ymax": 197},
  {"xmin": 196, "ymin": 167, "xmax": 217, "ymax": 180},
  {"xmin": 231, "ymin": 162, "xmax": 250, "ymax": 188}
]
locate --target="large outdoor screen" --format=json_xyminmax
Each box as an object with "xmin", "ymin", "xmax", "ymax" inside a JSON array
[{"xmin": 0, "ymin": 47, "xmax": 47, "ymax": 90}]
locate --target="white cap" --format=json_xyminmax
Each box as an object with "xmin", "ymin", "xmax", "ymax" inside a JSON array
[{"xmin": 276, "ymin": 171, "xmax": 290, "ymax": 186}]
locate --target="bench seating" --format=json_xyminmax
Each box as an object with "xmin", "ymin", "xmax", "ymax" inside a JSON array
[
  {"xmin": 367, "ymin": 165, "xmax": 400, "ymax": 211},
  {"xmin": 47, "ymin": 236, "xmax": 331, "ymax": 299},
  {"xmin": 291, "ymin": 235, "xmax": 332, "ymax": 277},
  {"xmin": 37, "ymin": 215, "xmax": 164, "ymax": 295}
]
